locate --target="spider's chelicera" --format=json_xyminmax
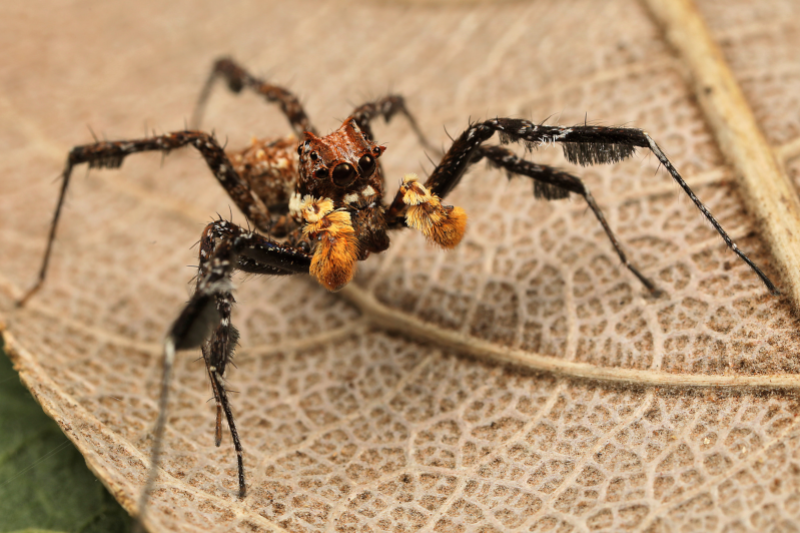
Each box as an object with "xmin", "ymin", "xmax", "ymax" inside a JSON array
[{"xmin": 18, "ymin": 58, "xmax": 778, "ymax": 516}]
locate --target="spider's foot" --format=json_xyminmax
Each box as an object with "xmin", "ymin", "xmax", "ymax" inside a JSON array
[
  {"xmin": 401, "ymin": 174, "xmax": 467, "ymax": 249},
  {"xmin": 16, "ymin": 282, "xmax": 42, "ymax": 308}
]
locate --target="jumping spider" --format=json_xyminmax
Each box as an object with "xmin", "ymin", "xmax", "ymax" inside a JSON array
[{"xmin": 19, "ymin": 58, "xmax": 778, "ymax": 515}]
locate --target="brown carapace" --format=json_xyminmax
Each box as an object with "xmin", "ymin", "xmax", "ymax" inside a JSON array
[{"xmin": 18, "ymin": 57, "xmax": 778, "ymax": 522}]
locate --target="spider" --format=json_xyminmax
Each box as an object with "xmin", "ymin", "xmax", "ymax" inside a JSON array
[{"xmin": 19, "ymin": 58, "xmax": 778, "ymax": 514}]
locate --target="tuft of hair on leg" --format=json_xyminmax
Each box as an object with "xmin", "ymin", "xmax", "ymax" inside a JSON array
[
  {"xmin": 533, "ymin": 180, "xmax": 570, "ymax": 200},
  {"xmin": 299, "ymin": 195, "xmax": 360, "ymax": 291},
  {"xmin": 400, "ymin": 174, "xmax": 467, "ymax": 249},
  {"xmin": 561, "ymin": 142, "xmax": 636, "ymax": 166}
]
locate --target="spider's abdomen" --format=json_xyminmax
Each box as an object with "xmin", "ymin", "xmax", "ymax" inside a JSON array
[{"xmin": 228, "ymin": 136, "xmax": 299, "ymax": 212}]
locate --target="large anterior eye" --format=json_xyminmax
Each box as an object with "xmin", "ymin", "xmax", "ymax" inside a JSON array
[
  {"xmin": 332, "ymin": 163, "xmax": 356, "ymax": 187},
  {"xmin": 358, "ymin": 154, "xmax": 376, "ymax": 177}
]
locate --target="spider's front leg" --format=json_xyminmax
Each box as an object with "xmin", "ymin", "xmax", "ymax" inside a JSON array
[
  {"xmin": 387, "ymin": 118, "xmax": 778, "ymax": 295},
  {"xmin": 19, "ymin": 131, "xmax": 274, "ymax": 306},
  {"xmin": 141, "ymin": 219, "xmax": 311, "ymax": 520}
]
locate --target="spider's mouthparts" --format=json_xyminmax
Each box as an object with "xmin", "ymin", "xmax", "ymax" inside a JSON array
[{"xmin": 400, "ymin": 174, "xmax": 467, "ymax": 249}]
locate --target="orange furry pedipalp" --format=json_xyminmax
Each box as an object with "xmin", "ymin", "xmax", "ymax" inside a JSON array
[
  {"xmin": 400, "ymin": 174, "xmax": 467, "ymax": 248},
  {"xmin": 296, "ymin": 195, "xmax": 360, "ymax": 290}
]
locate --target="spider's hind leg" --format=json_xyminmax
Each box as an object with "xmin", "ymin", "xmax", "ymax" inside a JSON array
[
  {"xmin": 349, "ymin": 95, "xmax": 439, "ymax": 155},
  {"xmin": 346, "ymin": 95, "xmax": 440, "ymax": 198},
  {"xmin": 18, "ymin": 131, "xmax": 275, "ymax": 307},
  {"xmin": 192, "ymin": 57, "xmax": 315, "ymax": 135}
]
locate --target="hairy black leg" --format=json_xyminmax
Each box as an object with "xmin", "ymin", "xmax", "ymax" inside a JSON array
[
  {"xmin": 195, "ymin": 220, "xmax": 310, "ymax": 497},
  {"xmin": 202, "ymin": 342, "xmax": 243, "ymax": 480},
  {"xmin": 201, "ymin": 219, "xmax": 312, "ymax": 277},
  {"xmin": 192, "ymin": 57, "xmax": 315, "ymax": 135},
  {"xmin": 19, "ymin": 131, "xmax": 275, "ymax": 306},
  {"xmin": 198, "ymin": 228, "xmax": 244, "ymax": 500},
  {"xmin": 196, "ymin": 222, "xmax": 240, "ymax": 459},
  {"xmin": 390, "ymin": 118, "xmax": 778, "ymax": 295},
  {"xmin": 478, "ymin": 145, "xmax": 657, "ymax": 292},
  {"xmin": 349, "ymin": 95, "xmax": 439, "ymax": 155},
  {"xmin": 204, "ymin": 344, "xmax": 226, "ymax": 448},
  {"xmin": 136, "ymin": 220, "xmax": 311, "ymax": 526}
]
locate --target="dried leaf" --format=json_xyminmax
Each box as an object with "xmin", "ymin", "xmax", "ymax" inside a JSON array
[{"xmin": 3, "ymin": 1, "xmax": 800, "ymax": 532}]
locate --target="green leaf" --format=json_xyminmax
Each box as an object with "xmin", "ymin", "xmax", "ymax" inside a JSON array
[{"xmin": 0, "ymin": 341, "xmax": 130, "ymax": 533}]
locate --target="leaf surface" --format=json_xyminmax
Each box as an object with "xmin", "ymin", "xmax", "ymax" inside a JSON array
[{"xmin": 3, "ymin": 1, "xmax": 800, "ymax": 532}]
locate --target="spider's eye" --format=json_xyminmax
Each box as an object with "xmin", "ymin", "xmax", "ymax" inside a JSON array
[
  {"xmin": 310, "ymin": 152, "xmax": 318, "ymax": 161},
  {"xmin": 358, "ymin": 154, "xmax": 376, "ymax": 177},
  {"xmin": 314, "ymin": 167, "xmax": 328, "ymax": 179},
  {"xmin": 332, "ymin": 163, "xmax": 356, "ymax": 187},
  {"xmin": 296, "ymin": 145, "xmax": 303, "ymax": 155}
]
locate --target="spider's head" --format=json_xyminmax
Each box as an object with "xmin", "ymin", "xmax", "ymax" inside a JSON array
[
  {"xmin": 294, "ymin": 117, "xmax": 386, "ymax": 207},
  {"xmin": 290, "ymin": 117, "xmax": 389, "ymax": 292}
]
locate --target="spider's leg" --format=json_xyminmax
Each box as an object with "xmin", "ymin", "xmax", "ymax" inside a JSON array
[
  {"xmin": 138, "ymin": 220, "xmax": 311, "ymax": 525},
  {"xmin": 390, "ymin": 118, "xmax": 778, "ymax": 294},
  {"xmin": 192, "ymin": 57, "xmax": 314, "ymax": 135},
  {"xmin": 19, "ymin": 131, "xmax": 275, "ymax": 306},
  {"xmin": 196, "ymin": 221, "xmax": 309, "ymax": 497},
  {"xmin": 349, "ymin": 95, "xmax": 439, "ymax": 155},
  {"xmin": 478, "ymin": 145, "xmax": 657, "ymax": 292}
]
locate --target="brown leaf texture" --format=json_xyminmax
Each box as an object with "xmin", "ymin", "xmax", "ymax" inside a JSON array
[{"xmin": 3, "ymin": 1, "xmax": 800, "ymax": 531}]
